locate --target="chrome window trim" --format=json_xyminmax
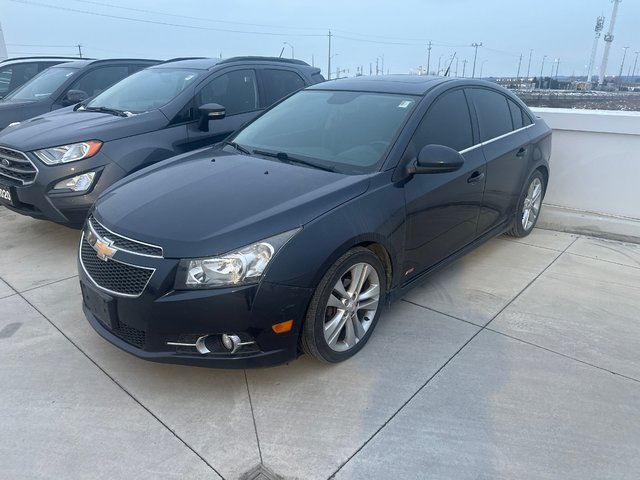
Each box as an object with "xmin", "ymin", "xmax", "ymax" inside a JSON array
[
  {"xmin": 90, "ymin": 216, "xmax": 164, "ymax": 258},
  {"xmin": 79, "ymin": 231, "xmax": 156, "ymax": 299},
  {"xmin": 0, "ymin": 145, "xmax": 39, "ymax": 185},
  {"xmin": 458, "ymin": 124, "xmax": 534, "ymax": 154}
]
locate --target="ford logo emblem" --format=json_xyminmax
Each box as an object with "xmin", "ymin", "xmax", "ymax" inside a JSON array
[{"xmin": 1, "ymin": 158, "xmax": 10, "ymax": 168}]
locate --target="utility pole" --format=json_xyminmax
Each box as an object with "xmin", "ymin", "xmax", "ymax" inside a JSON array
[
  {"xmin": 375, "ymin": 57, "xmax": 379, "ymax": 75},
  {"xmin": 327, "ymin": 30, "xmax": 332, "ymax": 80},
  {"xmin": 77, "ymin": 44, "xmax": 83, "ymax": 58},
  {"xmin": 381, "ymin": 55, "xmax": 384, "ymax": 75},
  {"xmin": 471, "ymin": 42, "xmax": 482, "ymax": 78},
  {"xmin": 461, "ymin": 59, "xmax": 468, "ymax": 78},
  {"xmin": 526, "ymin": 49, "xmax": 533, "ymax": 81},
  {"xmin": 632, "ymin": 51, "xmax": 640, "ymax": 79},
  {"xmin": 618, "ymin": 46, "xmax": 629, "ymax": 85},
  {"xmin": 555, "ymin": 58, "xmax": 560, "ymax": 80},
  {"xmin": 426, "ymin": 41, "xmax": 432, "ymax": 75},
  {"xmin": 516, "ymin": 54, "xmax": 523, "ymax": 81}
]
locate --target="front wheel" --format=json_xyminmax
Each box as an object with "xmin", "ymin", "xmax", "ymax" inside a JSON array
[
  {"xmin": 300, "ymin": 247, "xmax": 386, "ymax": 363},
  {"xmin": 507, "ymin": 170, "xmax": 545, "ymax": 238}
]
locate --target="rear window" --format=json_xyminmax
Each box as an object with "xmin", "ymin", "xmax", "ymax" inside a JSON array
[{"xmin": 262, "ymin": 69, "xmax": 306, "ymax": 107}]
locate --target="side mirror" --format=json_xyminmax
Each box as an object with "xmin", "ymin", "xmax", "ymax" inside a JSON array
[
  {"xmin": 62, "ymin": 89, "xmax": 89, "ymax": 107},
  {"xmin": 198, "ymin": 103, "xmax": 226, "ymax": 131},
  {"xmin": 408, "ymin": 144, "xmax": 464, "ymax": 175}
]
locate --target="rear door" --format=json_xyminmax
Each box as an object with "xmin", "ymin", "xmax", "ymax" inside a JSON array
[
  {"xmin": 467, "ymin": 87, "xmax": 533, "ymax": 235},
  {"xmin": 402, "ymin": 88, "xmax": 486, "ymax": 281}
]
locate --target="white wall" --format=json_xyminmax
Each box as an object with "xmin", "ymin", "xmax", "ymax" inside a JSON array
[{"xmin": 531, "ymin": 108, "xmax": 640, "ymax": 221}]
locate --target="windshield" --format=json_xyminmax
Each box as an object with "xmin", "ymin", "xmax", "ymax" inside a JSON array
[
  {"xmin": 86, "ymin": 68, "xmax": 202, "ymax": 113},
  {"xmin": 231, "ymin": 90, "xmax": 419, "ymax": 174},
  {"xmin": 5, "ymin": 66, "xmax": 77, "ymax": 101}
]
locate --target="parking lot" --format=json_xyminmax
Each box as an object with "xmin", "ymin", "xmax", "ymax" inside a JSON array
[{"xmin": 1, "ymin": 205, "xmax": 639, "ymax": 480}]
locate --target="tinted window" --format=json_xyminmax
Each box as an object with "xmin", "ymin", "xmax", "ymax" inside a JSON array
[
  {"xmin": 199, "ymin": 69, "xmax": 258, "ymax": 116},
  {"xmin": 262, "ymin": 69, "xmax": 306, "ymax": 107},
  {"xmin": 470, "ymin": 88, "xmax": 513, "ymax": 141},
  {"xmin": 508, "ymin": 98, "xmax": 524, "ymax": 130},
  {"xmin": 523, "ymin": 111, "xmax": 533, "ymax": 126},
  {"xmin": 0, "ymin": 63, "xmax": 39, "ymax": 96},
  {"xmin": 70, "ymin": 66, "xmax": 129, "ymax": 97},
  {"xmin": 409, "ymin": 89, "xmax": 473, "ymax": 154}
]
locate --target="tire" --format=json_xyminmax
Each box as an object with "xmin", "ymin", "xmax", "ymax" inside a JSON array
[
  {"xmin": 300, "ymin": 247, "xmax": 387, "ymax": 363},
  {"xmin": 506, "ymin": 170, "xmax": 545, "ymax": 238}
]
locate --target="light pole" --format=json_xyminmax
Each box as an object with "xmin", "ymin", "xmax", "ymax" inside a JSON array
[
  {"xmin": 526, "ymin": 49, "xmax": 533, "ymax": 81},
  {"xmin": 480, "ymin": 60, "xmax": 488, "ymax": 78},
  {"xmin": 437, "ymin": 55, "xmax": 443, "ymax": 75},
  {"xmin": 283, "ymin": 42, "xmax": 294, "ymax": 59},
  {"xmin": 632, "ymin": 51, "xmax": 640, "ymax": 80},
  {"xmin": 618, "ymin": 46, "xmax": 629, "ymax": 85},
  {"xmin": 539, "ymin": 55, "xmax": 547, "ymax": 89},
  {"xmin": 471, "ymin": 42, "xmax": 482, "ymax": 78}
]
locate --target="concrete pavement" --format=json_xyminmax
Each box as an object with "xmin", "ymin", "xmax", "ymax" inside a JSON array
[{"xmin": 1, "ymin": 206, "xmax": 639, "ymax": 479}]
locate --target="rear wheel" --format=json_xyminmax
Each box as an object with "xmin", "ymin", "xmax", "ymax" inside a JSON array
[
  {"xmin": 507, "ymin": 170, "xmax": 545, "ymax": 238},
  {"xmin": 301, "ymin": 247, "xmax": 386, "ymax": 363}
]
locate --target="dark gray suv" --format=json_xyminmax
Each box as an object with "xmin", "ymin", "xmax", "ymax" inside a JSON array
[
  {"xmin": 0, "ymin": 56, "xmax": 83, "ymax": 99},
  {"xmin": 0, "ymin": 57, "xmax": 323, "ymax": 226},
  {"xmin": 0, "ymin": 58, "xmax": 160, "ymax": 130}
]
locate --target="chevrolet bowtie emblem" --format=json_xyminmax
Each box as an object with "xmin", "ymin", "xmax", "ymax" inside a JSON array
[{"xmin": 93, "ymin": 238, "xmax": 116, "ymax": 261}]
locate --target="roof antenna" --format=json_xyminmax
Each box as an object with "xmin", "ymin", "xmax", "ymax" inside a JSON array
[{"xmin": 278, "ymin": 47, "xmax": 285, "ymax": 58}]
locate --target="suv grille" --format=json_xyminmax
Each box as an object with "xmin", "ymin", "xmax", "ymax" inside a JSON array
[
  {"xmin": 89, "ymin": 216, "xmax": 163, "ymax": 257},
  {"xmin": 80, "ymin": 239, "xmax": 154, "ymax": 297},
  {"xmin": 0, "ymin": 146, "xmax": 38, "ymax": 186}
]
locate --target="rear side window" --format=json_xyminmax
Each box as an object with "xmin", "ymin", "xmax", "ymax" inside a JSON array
[
  {"xmin": 409, "ymin": 89, "xmax": 474, "ymax": 153},
  {"xmin": 262, "ymin": 69, "xmax": 306, "ymax": 107},
  {"xmin": 0, "ymin": 63, "xmax": 39, "ymax": 96},
  {"xmin": 507, "ymin": 99, "xmax": 524, "ymax": 130},
  {"xmin": 469, "ymin": 88, "xmax": 513, "ymax": 142},
  {"xmin": 199, "ymin": 69, "xmax": 258, "ymax": 116},
  {"xmin": 69, "ymin": 66, "xmax": 130, "ymax": 97}
]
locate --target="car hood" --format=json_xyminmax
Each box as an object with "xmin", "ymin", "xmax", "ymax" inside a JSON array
[
  {"xmin": 0, "ymin": 99, "xmax": 47, "ymax": 130},
  {"xmin": 0, "ymin": 109, "xmax": 168, "ymax": 150},
  {"xmin": 93, "ymin": 150, "xmax": 370, "ymax": 258}
]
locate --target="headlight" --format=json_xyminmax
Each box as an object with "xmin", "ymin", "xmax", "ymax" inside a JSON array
[
  {"xmin": 174, "ymin": 228, "xmax": 300, "ymax": 289},
  {"xmin": 33, "ymin": 140, "xmax": 102, "ymax": 165}
]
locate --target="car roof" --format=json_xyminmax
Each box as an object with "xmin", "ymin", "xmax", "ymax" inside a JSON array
[
  {"xmin": 308, "ymin": 75, "xmax": 502, "ymax": 95},
  {"xmin": 151, "ymin": 56, "xmax": 315, "ymax": 72},
  {"xmin": 0, "ymin": 56, "xmax": 86, "ymax": 65},
  {"xmin": 44, "ymin": 58, "xmax": 160, "ymax": 70}
]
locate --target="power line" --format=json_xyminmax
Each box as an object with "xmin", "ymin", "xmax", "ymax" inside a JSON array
[{"xmin": 9, "ymin": 0, "xmax": 325, "ymax": 37}]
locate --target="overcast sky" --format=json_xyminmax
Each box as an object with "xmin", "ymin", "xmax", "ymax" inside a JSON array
[{"xmin": 2, "ymin": 0, "xmax": 639, "ymax": 79}]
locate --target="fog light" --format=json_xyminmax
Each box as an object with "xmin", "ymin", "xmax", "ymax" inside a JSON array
[
  {"xmin": 221, "ymin": 334, "xmax": 241, "ymax": 353},
  {"xmin": 53, "ymin": 172, "xmax": 96, "ymax": 192}
]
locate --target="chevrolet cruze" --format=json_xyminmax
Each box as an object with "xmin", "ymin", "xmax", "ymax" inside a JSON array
[{"xmin": 78, "ymin": 75, "xmax": 551, "ymax": 367}]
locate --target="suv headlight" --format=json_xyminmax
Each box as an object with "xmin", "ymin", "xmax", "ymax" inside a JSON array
[
  {"xmin": 174, "ymin": 228, "xmax": 300, "ymax": 289},
  {"xmin": 33, "ymin": 140, "xmax": 102, "ymax": 165}
]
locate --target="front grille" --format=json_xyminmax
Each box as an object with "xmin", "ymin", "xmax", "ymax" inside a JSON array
[
  {"xmin": 0, "ymin": 146, "xmax": 37, "ymax": 185},
  {"xmin": 113, "ymin": 321, "xmax": 146, "ymax": 348},
  {"xmin": 89, "ymin": 216, "xmax": 163, "ymax": 257},
  {"xmin": 80, "ymin": 239, "xmax": 154, "ymax": 297}
]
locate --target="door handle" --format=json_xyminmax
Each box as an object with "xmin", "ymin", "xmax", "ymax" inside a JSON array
[
  {"xmin": 467, "ymin": 171, "xmax": 485, "ymax": 184},
  {"xmin": 516, "ymin": 147, "xmax": 528, "ymax": 157}
]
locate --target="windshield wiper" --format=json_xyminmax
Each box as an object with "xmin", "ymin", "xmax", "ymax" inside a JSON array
[
  {"xmin": 252, "ymin": 149, "xmax": 336, "ymax": 172},
  {"xmin": 84, "ymin": 106, "xmax": 131, "ymax": 117},
  {"xmin": 223, "ymin": 140, "xmax": 252, "ymax": 155}
]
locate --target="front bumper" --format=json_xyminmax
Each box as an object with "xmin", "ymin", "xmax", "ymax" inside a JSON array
[
  {"xmin": 78, "ymin": 246, "xmax": 314, "ymax": 368},
  {"xmin": 0, "ymin": 150, "xmax": 126, "ymax": 227}
]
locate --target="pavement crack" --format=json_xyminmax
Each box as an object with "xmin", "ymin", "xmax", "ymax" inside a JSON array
[{"xmin": 244, "ymin": 370, "xmax": 264, "ymax": 465}]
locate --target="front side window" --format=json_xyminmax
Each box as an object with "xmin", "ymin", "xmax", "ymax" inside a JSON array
[
  {"xmin": 5, "ymin": 67, "xmax": 78, "ymax": 101},
  {"xmin": 232, "ymin": 90, "xmax": 418, "ymax": 174},
  {"xmin": 469, "ymin": 88, "xmax": 513, "ymax": 142},
  {"xmin": 87, "ymin": 68, "xmax": 202, "ymax": 113},
  {"xmin": 199, "ymin": 69, "xmax": 258, "ymax": 116},
  {"xmin": 69, "ymin": 66, "xmax": 129, "ymax": 98},
  {"xmin": 408, "ymin": 89, "xmax": 474, "ymax": 155}
]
